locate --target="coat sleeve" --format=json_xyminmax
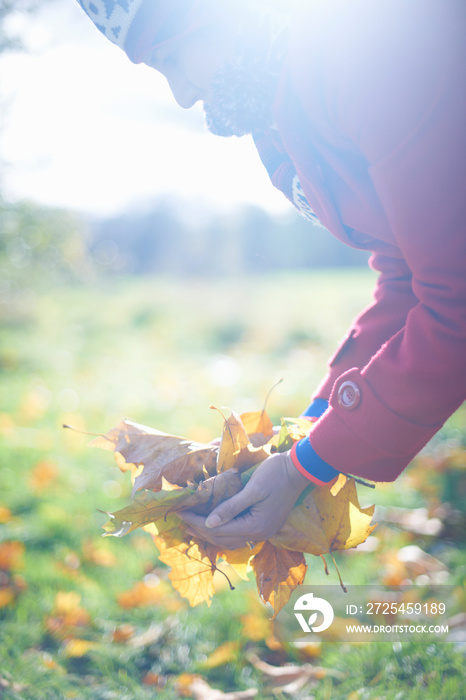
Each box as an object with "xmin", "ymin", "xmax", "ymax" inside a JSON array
[
  {"xmin": 313, "ymin": 253, "xmax": 418, "ymax": 401},
  {"xmin": 293, "ymin": 0, "xmax": 466, "ymax": 481}
]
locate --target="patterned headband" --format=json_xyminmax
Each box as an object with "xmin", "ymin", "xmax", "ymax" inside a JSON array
[{"xmin": 77, "ymin": 0, "xmax": 205, "ymax": 64}]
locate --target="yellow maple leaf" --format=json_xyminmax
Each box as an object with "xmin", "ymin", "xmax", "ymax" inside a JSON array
[
  {"xmin": 271, "ymin": 474, "xmax": 377, "ymax": 556},
  {"xmin": 214, "ymin": 408, "xmax": 250, "ymax": 473},
  {"xmin": 158, "ymin": 541, "xmax": 216, "ymax": 608},
  {"xmin": 92, "ymin": 409, "xmax": 376, "ymax": 617},
  {"xmin": 240, "ymin": 410, "xmax": 274, "ymax": 446}
]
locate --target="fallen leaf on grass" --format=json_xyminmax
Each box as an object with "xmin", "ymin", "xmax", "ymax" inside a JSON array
[
  {"xmin": 176, "ymin": 673, "xmax": 258, "ymax": 700},
  {"xmin": 142, "ymin": 672, "xmax": 166, "ymax": 687},
  {"xmin": 0, "ymin": 573, "xmax": 27, "ymax": 608},
  {"xmin": 378, "ymin": 505, "xmax": 443, "ymax": 537},
  {"xmin": 247, "ymin": 651, "xmax": 343, "ymax": 692},
  {"xmin": 293, "ymin": 640, "xmax": 322, "ymax": 660},
  {"xmin": 0, "ymin": 541, "xmax": 25, "ymax": 571},
  {"xmin": 201, "ymin": 640, "xmax": 241, "ymax": 669},
  {"xmin": 28, "ymin": 459, "xmax": 58, "ymax": 492},
  {"xmin": 111, "ymin": 624, "xmax": 135, "ymax": 643},
  {"xmin": 0, "ymin": 506, "xmax": 12, "ymax": 523},
  {"xmin": 45, "ymin": 592, "xmax": 91, "ymax": 640},
  {"xmin": 82, "ymin": 540, "xmax": 117, "ymax": 567},
  {"xmin": 117, "ymin": 579, "xmax": 172, "ymax": 609},
  {"xmin": 0, "ymin": 588, "xmax": 16, "ymax": 608},
  {"xmin": 63, "ymin": 639, "xmax": 97, "ymax": 658},
  {"xmin": 0, "ymin": 675, "xmax": 27, "ymax": 694},
  {"xmin": 380, "ymin": 545, "xmax": 448, "ymax": 586},
  {"xmin": 240, "ymin": 613, "xmax": 273, "ymax": 643},
  {"xmin": 128, "ymin": 623, "xmax": 164, "ymax": 648}
]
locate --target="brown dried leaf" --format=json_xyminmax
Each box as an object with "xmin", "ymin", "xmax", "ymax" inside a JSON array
[
  {"xmin": 176, "ymin": 674, "xmax": 258, "ymax": 700},
  {"xmin": 90, "ymin": 419, "xmax": 217, "ymax": 492},
  {"xmin": 251, "ymin": 542, "xmax": 307, "ymax": 617},
  {"xmin": 247, "ymin": 651, "xmax": 342, "ymax": 692},
  {"xmin": 186, "ymin": 469, "xmax": 244, "ymax": 516}
]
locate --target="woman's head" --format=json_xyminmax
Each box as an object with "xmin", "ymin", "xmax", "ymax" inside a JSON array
[{"xmin": 77, "ymin": 0, "xmax": 294, "ymax": 136}]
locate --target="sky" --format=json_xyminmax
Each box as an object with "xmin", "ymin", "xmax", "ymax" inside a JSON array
[{"xmin": 0, "ymin": 0, "xmax": 289, "ymax": 218}]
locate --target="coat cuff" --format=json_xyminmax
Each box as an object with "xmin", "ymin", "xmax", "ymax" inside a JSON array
[{"xmin": 310, "ymin": 368, "xmax": 442, "ymax": 482}]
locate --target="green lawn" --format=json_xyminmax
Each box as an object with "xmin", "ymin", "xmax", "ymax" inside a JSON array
[{"xmin": 1, "ymin": 270, "xmax": 465, "ymax": 699}]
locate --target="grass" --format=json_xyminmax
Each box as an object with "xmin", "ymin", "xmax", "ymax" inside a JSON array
[{"xmin": 0, "ymin": 269, "xmax": 465, "ymax": 699}]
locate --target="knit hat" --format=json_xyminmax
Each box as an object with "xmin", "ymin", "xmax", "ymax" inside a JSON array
[{"xmin": 77, "ymin": 0, "xmax": 205, "ymax": 64}]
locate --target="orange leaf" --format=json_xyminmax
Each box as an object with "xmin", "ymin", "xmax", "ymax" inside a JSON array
[
  {"xmin": 28, "ymin": 460, "xmax": 58, "ymax": 492},
  {"xmin": 111, "ymin": 623, "xmax": 135, "ymax": 643},
  {"xmin": 0, "ymin": 542, "xmax": 25, "ymax": 571},
  {"xmin": 45, "ymin": 592, "xmax": 91, "ymax": 640},
  {"xmin": 117, "ymin": 580, "xmax": 165, "ymax": 608},
  {"xmin": 251, "ymin": 542, "xmax": 307, "ymax": 617},
  {"xmin": 0, "ymin": 588, "xmax": 15, "ymax": 608},
  {"xmin": 142, "ymin": 672, "xmax": 165, "ymax": 687},
  {"xmin": 0, "ymin": 506, "xmax": 12, "ymax": 523},
  {"xmin": 82, "ymin": 540, "xmax": 117, "ymax": 567}
]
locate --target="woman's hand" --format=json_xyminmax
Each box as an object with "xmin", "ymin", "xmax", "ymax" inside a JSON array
[{"xmin": 178, "ymin": 451, "xmax": 311, "ymax": 550}]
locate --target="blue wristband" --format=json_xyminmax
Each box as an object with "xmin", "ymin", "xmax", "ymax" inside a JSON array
[
  {"xmin": 293, "ymin": 436, "xmax": 339, "ymax": 483},
  {"xmin": 301, "ymin": 398, "xmax": 329, "ymax": 419}
]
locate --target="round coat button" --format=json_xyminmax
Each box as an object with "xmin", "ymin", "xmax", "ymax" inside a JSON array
[{"xmin": 337, "ymin": 380, "xmax": 361, "ymax": 410}]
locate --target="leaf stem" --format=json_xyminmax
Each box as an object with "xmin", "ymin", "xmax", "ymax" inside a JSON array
[
  {"xmin": 320, "ymin": 554, "xmax": 329, "ymax": 576},
  {"xmin": 329, "ymin": 551, "xmax": 347, "ymax": 593},
  {"xmin": 341, "ymin": 472, "xmax": 376, "ymax": 489},
  {"xmin": 262, "ymin": 378, "xmax": 284, "ymax": 414},
  {"xmin": 62, "ymin": 424, "xmax": 105, "ymax": 438}
]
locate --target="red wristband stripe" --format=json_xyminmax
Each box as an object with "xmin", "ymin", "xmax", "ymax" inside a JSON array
[{"xmin": 290, "ymin": 442, "xmax": 331, "ymax": 486}]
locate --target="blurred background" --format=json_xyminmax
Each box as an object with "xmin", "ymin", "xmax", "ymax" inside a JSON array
[{"xmin": 0, "ymin": 2, "xmax": 465, "ymax": 698}]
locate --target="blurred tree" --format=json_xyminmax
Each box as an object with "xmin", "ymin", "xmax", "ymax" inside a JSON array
[
  {"xmin": 90, "ymin": 199, "xmax": 368, "ymax": 277},
  {"xmin": 0, "ymin": 1, "xmax": 50, "ymax": 53},
  {"xmin": 0, "ymin": 200, "xmax": 94, "ymax": 308}
]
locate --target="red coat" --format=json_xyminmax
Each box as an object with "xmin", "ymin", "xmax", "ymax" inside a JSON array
[{"xmin": 271, "ymin": 0, "xmax": 466, "ymax": 482}]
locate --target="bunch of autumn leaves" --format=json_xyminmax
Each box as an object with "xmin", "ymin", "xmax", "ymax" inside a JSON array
[{"xmin": 91, "ymin": 408, "xmax": 376, "ymax": 616}]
